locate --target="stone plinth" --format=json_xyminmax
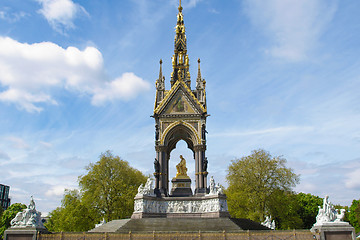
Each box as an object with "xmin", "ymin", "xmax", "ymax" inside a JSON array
[
  {"xmin": 170, "ymin": 176, "xmax": 192, "ymax": 197},
  {"xmin": 89, "ymin": 218, "xmax": 270, "ymax": 233},
  {"xmin": 311, "ymin": 222, "xmax": 356, "ymax": 240},
  {"xmin": 131, "ymin": 194, "xmax": 229, "ymax": 219},
  {"xmin": 4, "ymin": 227, "xmax": 49, "ymax": 240}
]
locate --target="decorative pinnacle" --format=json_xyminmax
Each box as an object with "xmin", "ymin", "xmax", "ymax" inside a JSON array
[
  {"xmin": 159, "ymin": 59, "xmax": 163, "ymax": 79},
  {"xmin": 197, "ymin": 58, "xmax": 201, "ymax": 79},
  {"xmin": 178, "ymin": 0, "xmax": 183, "ymax": 12}
]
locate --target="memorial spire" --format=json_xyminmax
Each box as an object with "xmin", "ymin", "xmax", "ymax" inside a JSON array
[
  {"xmin": 171, "ymin": 0, "xmax": 190, "ymax": 88},
  {"xmin": 155, "ymin": 59, "xmax": 165, "ymax": 108},
  {"xmin": 196, "ymin": 58, "xmax": 206, "ymax": 105}
]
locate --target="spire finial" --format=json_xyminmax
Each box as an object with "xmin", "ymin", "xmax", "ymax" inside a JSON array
[
  {"xmin": 197, "ymin": 58, "xmax": 202, "ymax": 80},
  {"xmin": 159, "ymin": 59, "xmax": 163, "ymax": 79},
  {"xmin": 178, "ymin": 0, "xmax": 183, "ymax": 12}
]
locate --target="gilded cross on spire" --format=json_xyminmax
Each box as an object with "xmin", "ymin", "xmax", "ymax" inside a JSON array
[{"xmin": 179, "ymin": 0, "xmax": 183, "ymax": 12}]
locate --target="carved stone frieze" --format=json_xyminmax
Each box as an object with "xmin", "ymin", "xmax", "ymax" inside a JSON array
[{"xmin": 134, "ymin": 196, "xmax": 228, "ymax": 214}]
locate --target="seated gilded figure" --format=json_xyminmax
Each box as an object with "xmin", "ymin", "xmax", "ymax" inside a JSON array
[{"xmin": 176, "ymin": 155, "xmax": 188, "ymax": 178}]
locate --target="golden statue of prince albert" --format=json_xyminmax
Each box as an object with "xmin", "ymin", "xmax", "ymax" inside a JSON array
[{"xmin": 176, "ymin": 155, "xmax": 189, "ymax": 178}]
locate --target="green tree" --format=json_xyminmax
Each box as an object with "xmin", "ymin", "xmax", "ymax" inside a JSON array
[
  {"xmin": 79, "ymin": 151, "xmax": 147, "ymax": 222},
  {"xmin": 226, "ymin": 149, "xmax": 299, "ymax": 228},
  {"xmin": 348, "ymin": 199, "xmax": 360, "ymax": 232},
  {"xmin": 46, "ymin": 151, "xmax": 147, "ymax": 231},
  {"xmin": 0, "ymin": 203, "xmax": 26, "ymax": 239},
  {"xmin": 295, "ymin": 193, "xmax": 323, "ymax": 229},
  {"xmin": 45, "ymin": 189, "xmax": 95, "ymax": 232},
  {"xmin": 268, "ymin": 190, "xmax": 303, "ymax": 229}
]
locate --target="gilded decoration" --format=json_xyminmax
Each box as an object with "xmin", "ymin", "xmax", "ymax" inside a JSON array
[
  {"xmin": 164, "ymin": 91, "xmax": 197, "ymax": 114},
  {"xmin": 154, "ymin": 79, "xmax": 206, "ymax": 114},
  {"xmin": 160, "ymin": 120, "xmax": 201, "ymax": 145},
  {"xmin": 175, "ymin": 155, "xmax": 189, "ymax": 178}
]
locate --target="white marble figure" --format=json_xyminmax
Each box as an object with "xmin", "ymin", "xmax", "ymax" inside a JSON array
[
  {"xmin": 261, "ymin": 216, "xmax": 275, "ymax": 230},
  {"xmin": 216, "ymin": 183, "xmax": 224, "ymax": 195},
  {"xmin": 208, "ymin": 176, "xmax": 224, "ymax": 195},
  {"xmin": 10, "ymin": 196, "xmax": 44, "ymax": 229},
  {"xmin": 314, "ymin": 195, "xmax": 345, "ymax": 225},
  {"xmin": 136, "ymin": 178, "xmax": 155, "ymax": 197},
  {"xmin": 95, "ymin": 218, "xmax": 106, "ymax": 228},
  {"xmin": 209, "ymin": 176, "xmax": 216, "ymax": 194},
  {"xmin": 335, "ymin": 209, "xmax": 346, "ymax": 222}
]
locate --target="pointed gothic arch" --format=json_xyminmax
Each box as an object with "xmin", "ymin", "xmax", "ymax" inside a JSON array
[
  {"xmin": 155, "ymin": 120, "xmax": 207, "ymax": 196},
  {"xmin": 162, "ymin": 121, "xmax": 200, "ymax": 155}
]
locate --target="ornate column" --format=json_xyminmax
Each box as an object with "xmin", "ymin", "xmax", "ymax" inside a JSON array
[
  {"xmin": 198, "ymin": 150, "xmax": 204, "ymax": 189},
  {"xmin": 155, "ymin": 146, "xmax": 168, "ymax": 196},
  {"xmin": 194, "ymin": 145, "xmax": 207, "ymax": 194},
  {"xmin": 194, "ymin": 151, "xmax": 199, "ymax": 192}
]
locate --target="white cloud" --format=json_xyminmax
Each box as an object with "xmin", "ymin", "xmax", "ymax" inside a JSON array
[
  {"xmin": 7, "ymin": 136, "xmax": 30, "ymax": 150},
  {"xmin": 170, "ymin": 0, "xmax": 202, "ymax": 9},
  {"xmin": 37, "ymin": 0, "xmax": 88, "ymax": 33},
  {"xmin": 40, "ymin": 141, "xmax": 53, "ymax": 149},
  {"xmin": 0, "ymin": 37, "xmax": 150, "ymax": 112},
  {"xmin": 91, "ymin": 72, "xmax": 151, "ymax": 105},
  {"xmin": 184, "ymin": 0, "xmax": 202, "ymax": 9},
  {"xmin": 244, "ymin": 0, "xmax": 337, "ymax": 61},
  {"xmin": 0, "ymin": 9, "xmax": 28, "ymax": 23},
  {"xmin": 345, "ymin": 168, "xmax": 360, "ymax": 190},
  {"xmin": 45, "ymin": 185, "xmax": 67, "ymax": 197},
  {"xmin": 212, "ymin": 126, "xmax": 314, "ymax": 137},
  {"xmin": 0, "ymin": 89, "xmax": 57, "ymax": 113},
  {"xmin": 0, "ymin": 150, "xmax": 10, "ymax": 160}
]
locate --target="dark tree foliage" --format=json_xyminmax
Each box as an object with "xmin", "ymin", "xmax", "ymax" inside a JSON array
[
  {"xmin": 295, "ymin": 193, "xmax": 323, "ymax": 229},
  {"xmin": 0, "ymin": 203, "xmax": 26, "ymax": 239},
  {"xmin": 348, "ymin": 199, "xmax": 360, "ymax": 232},
  {"xmin": 268, "ymin": 190, "xmax": 303, "ymax": 230}
]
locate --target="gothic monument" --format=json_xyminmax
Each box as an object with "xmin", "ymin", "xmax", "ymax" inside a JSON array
[
  {"xmin": 131, "ymin": 0, "xmax": 228, "ymax": 219},
  {"xmin": 88, "ymin": 1, "xmax": 270, "ymax": 232}
]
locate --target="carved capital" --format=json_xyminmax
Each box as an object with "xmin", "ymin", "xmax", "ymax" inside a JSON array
[
  {"xmin": 194, "ymin": 144, "xmax": 206, "ymax": 152},
  {"xmin": 155, "ymin": 145, "xmax": 167, "ymax": 152}
]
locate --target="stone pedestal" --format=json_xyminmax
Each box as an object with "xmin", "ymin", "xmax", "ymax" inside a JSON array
[
  {"xmin": 131, "ymin": 194, "xmax": 229, "ymax": 219},
  {"xmin": 311, "ymin": 222, "xmax": 356, "ymax": 240},
  {"xmin": 170, "ymin": 176, "xmax": 192, "ymax": 197},
  {"xmin": 4, "ymin": 227, "xmax": 49, "ymax": 240}
]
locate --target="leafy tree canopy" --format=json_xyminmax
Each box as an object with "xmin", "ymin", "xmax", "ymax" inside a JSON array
[
  {"xmin": 267, "ymin": 190, "xmax": 303, "ymax": 230},
  {"xmin": 47, "ymin": 151, "xmax": 147, "ymax": 232},
  {"xmin": 79, "ymin": 151, "xmax": 147, "ymax": 221},
  {"xmin": 294, "ymin": 193, "xmax": 323, "ymax": 229},
  {"xmin": 45, "ymin": 189, "xmax": 94, "ymax": 232},
  {"xmin": 0, "ymin": 203, "xmax": 26, "ymax": 239},
  {"xmin": 348, "ymin": 199, "xmax": 360, "ymax": 232},
  {"xmin": 226, "ymin": 149, "xmax": 299, "ymax": 228}
]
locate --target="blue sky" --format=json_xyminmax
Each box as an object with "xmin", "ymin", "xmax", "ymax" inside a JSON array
[{"xmin": 0, "ymin": 0, "xmax": 359, "ymax": 213}]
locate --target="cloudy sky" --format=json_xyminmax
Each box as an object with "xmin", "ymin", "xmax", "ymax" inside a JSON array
[{"xmin": 0, "ymin": 0, "xmax": 359, "ymax": 213}]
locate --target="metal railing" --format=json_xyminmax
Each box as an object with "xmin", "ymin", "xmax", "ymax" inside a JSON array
[{"xmin": 39, "ymin": 230, "xmax": 315, "ymax": 240}]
